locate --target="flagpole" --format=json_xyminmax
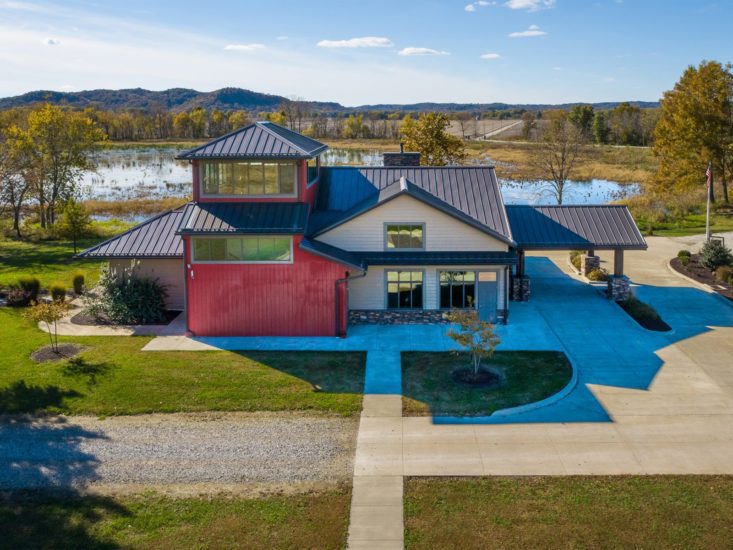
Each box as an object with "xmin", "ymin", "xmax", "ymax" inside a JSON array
[{"xmin": 705, "ymin": 162, "xmax": 712, "ymax": 242}]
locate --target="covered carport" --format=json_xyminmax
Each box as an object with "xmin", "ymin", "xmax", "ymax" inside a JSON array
[{"xmin": 505, "ymin": 205, "xmax": 648, "ymax": 301}]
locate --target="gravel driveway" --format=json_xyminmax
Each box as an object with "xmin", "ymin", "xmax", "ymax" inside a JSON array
[{"xmin": 0, "ymin": 413, "xmax": 358, "ymax": 490}]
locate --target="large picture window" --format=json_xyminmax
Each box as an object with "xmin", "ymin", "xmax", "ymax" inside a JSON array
[
  {"xmin": 192, "ymin": 237, "xmax": 292, "ymax": 263},
  {"xmin": 201, "ymin": 161, "xmax": 296, "ymax": 196},
  {"xmin": 385, "ymin": 224, "xmax": 424, "ymax": 249},
  {"xmin": 439, "ymin": 271, "xmax": 476, "ymax": 309},
  {"xmin": 386, "ymin": 270, "xmax": 423, "ymax": 309}
]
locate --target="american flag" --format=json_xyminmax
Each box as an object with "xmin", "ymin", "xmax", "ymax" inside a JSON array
[{"xmin": 706, "ymin": 163, "xmax": 712, "ymax": 188}]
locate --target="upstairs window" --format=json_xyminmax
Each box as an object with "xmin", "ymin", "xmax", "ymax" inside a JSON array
[
  {"xmin": 201, "ymin": 161, "xmax": 296, "ymax": 196},
  {"xmin": 192, "ymin": 236, "xmax": 292, "ymax": 263},
  {"xmin": 386, "ymin": 270, "xmax": 424, "ymax": 309},
  {"xmin": 385, "ymin": 224, "xmax": 424, "ymax": 250}
]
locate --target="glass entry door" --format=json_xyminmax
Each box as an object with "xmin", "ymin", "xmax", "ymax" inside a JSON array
[{"xmin": 477, "ymin": 271, "xmax": 498, "ymax": 322}]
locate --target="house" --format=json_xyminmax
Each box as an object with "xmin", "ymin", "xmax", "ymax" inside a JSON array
[{"xmin": 79, "ymin": 121, "xmax": 647, "ymax": 337}]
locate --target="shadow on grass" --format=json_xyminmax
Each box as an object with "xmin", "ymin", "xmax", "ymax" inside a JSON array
[
  {"xmin": 0, "ymin": 381, "xmax": 81, "ymax": 414},
  {"xmin": 62, "ymin": 358, "xmax": 114, "ymax": 388},
  {"xmin": 0, "ymin": 492, "xmax": 128, "ymax": 550}
]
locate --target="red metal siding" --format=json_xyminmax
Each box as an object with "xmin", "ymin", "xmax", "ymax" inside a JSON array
[{"xmin": 186, "ymin": 235, "xmax": 349, "ymax": 336}]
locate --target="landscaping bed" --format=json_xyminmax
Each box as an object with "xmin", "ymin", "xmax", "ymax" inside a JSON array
[
  {"xmin": 616, "ymin": 295, "xmax": 672, "ymax": 331},
  {"xmin": 670, "ymin": 255, "xmax": 733, "ymax": 301},
  {"xmin": 1, "ymin": 488, "xmax": 351, "ymax": 550},
  {"xmin": 405, "ymin": 476, "xmax": 733, "ymax": 550},
  {"xmin": 402, "ymin": 351, "xmax": 572, "ymax": 417},
  {"xmin": 70, "ymin": 309, "xmax": 181, "ymax": 326}
]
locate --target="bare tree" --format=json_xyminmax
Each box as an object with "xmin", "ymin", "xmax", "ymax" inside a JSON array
[
  {"xmin": 529, "ymin": 111, "xmax": 586, "ymax": 205},
  {"xmin": 0, "ymin": 136, "xmax": 33, "ymax": 237}
]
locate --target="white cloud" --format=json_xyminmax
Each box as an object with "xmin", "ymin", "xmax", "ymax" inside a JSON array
[
  {"xmin": 509, "ymin": 24, "xmax": 547, "ymax": 37},
  {"xmin": 504, "ymin": 0, "xmax": 555, "ymax": 11},
  {"xmin": 224, "ymin": 43, "xmax": 265, "ymax": 52},
  {"xmin": 465, "ymin": 1, "xmax": 495, "ymax": 11},
  {"xmin": 480, "ymin": 52, "xmax": 501, "ymax": 59},
  {"xmin": 43, "ymin": 37, "xmax": 60, "ymax": 45},
  {"xmin": 398, "ymin": 47, "xmax": 450, "ymax": 56},
  {"xmin": 317, "ymin": 36, "xmax": 393, "ymax": 48}
]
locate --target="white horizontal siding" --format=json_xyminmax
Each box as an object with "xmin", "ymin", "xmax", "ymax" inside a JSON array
[
  {"xmin": 349, "ymin": 265, "xmax": 506, "ymax": 311},
  {"xmin": 108, "ymin": 259, "xmax": 185, "ymax": 311},
  {"xmin": 318, "ymin": 195, "xmax": 508, "ymax": 252}
]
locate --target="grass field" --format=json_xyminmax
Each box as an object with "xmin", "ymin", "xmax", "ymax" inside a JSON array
[
  {"xmin": 0, "ymin": 220, "xmax": 132, "ymax": 290},
  {"xmin": 0, "ymin": 307, "xmax": 365, "ymax": 416},
  {"xmin": 1, "ymin": 488, "xmax": 351, "ymax": 550},
  {"xmin": 402, "ymin": 351, "xmax": 572, "ymax": 417},
  {"xmin": 405, "ymin": 476, "xmax": 733, "ymax": 550}
]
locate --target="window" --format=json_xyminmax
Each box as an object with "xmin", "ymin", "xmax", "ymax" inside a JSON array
[
  {"xmin": 192, "ymin": 237, "xmax": 292, "ymax": 263},
  {"xmin": 201, "ymin": 161, "xmax": 296, "ymax": 196},
  {"xmin": 385, "ymin": 224, "xmax": 424, "ymax": 250},
  {"xmin": 440, "ymin": 271, "xmax": 476, "ymax": 309},
  {"xmin": 386, "ymin": 271, "xmax": 423, "ymax": 309}
]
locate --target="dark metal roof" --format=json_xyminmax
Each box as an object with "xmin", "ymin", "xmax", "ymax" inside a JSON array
[
  {"xmin": 77, "ymin": 206, "xmax": 186, "ymax": 259},
  {"xmin": 178, "ymin": 202, "xmax": 309, "ymax": 234},
  {"xmin": 356, "ymin": 250, "xmax": 517, "ymax": 266},
  {"xmin": 176, "ymin": 121, "xmax": 328, "ymax": 160},
  {"xmin": 299, "ymin": 238, "xmax": 366, "ymax": 271},
  {"xmin": 506, "ymin": 205, "xmax": 647, "ymax": 250},
  {"xmin": 311, "ymin": 166, "xmax": 514, "ymax": 245}
]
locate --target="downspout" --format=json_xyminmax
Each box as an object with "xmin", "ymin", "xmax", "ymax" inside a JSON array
[{"xmin": 335, "ymin": 270, "xmax": 367, "ymax": 338}]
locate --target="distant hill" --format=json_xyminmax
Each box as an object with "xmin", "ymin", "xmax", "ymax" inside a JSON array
[{"xmin": 0, "ymin": 87, "xmax": 659, "ymax": 113}]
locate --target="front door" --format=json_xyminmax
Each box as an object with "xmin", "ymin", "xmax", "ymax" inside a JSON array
[{"xmin": 477, "ymin": 271, "xmax": 498, "ymax": 322}]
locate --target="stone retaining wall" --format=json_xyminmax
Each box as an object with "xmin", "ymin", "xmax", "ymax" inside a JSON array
[
  {"xmin": 349, "ymin": 310, "xmax": 449, "ymax": 325},
  {"xmin": 581, "ymin": 255, "xmax": 601, "ymax": 276},
  {"xmin": 607, "ymin": 275, "xmax": 631, "ymax": 301},
  {"xmin": 511, "ymin": 276, "xmax": 531, "ymax": 301}
]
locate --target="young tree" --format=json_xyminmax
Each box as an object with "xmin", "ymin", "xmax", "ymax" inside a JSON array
[
  {"xmin": 400, "ymin": 113, "xmax": 466, "ymax": 166},
  {"xmin": 653, "ymin": 61, "xmax": 733, "ymax": 204},
  {"xmin": 529, "ymin": 110, "xmax": 586, "ymax": 204},
  {"xmin": 57, "ymin": 198, "xmax": 92, "ymax": 253},
  {"xmin": 453, "ymin": 112, "xmax": 472, "ymax": 139},
  {"xmin": 24, "ymin": 300, "xmax": 71, "ymax": 354},
  {"xmin": 446, "ymin": 308, "xmax": 501, "ymax": 377}
]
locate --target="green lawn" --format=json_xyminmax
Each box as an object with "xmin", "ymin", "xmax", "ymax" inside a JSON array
[
  {"xmin": 0, "ymin": 307, "xmax": 365, "ymax": 416},
  {"xmin": 0, "ymin": 221, "xmax": 131, "ymax": 290},
  {"xmin": 638, "ymin": 212, "xmax": 733, "ymax": 237},
  {"xmin": 1, "ymin": 488, "xmax": 351, "ymax": 550},
  {"xmin": 402, "ymin": 351, "xmax": 572, "ymax": 416},
  {"xmin": 405, "ymin": 476, "xmax": 733, "ymax": 550}
]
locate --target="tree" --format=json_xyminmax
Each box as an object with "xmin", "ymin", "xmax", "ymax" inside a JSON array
[
  {"xmin": 699, "ymin": 240, "xmax": 733, "ymax": 271},
  {"xmin": 343, "ymin": 114, "xmax": 368, "ymax": 139},
  {"xmin": 228, "ymin": 110, "xmax": 250, "ymax": 130},
  {"xmin": 592, "ymin": 111, "xmax": 610, "ymax": 144},
  {"xmin": 56, "ymin": 198, "xmax": 91, "ymax": 253},
  {"xmin": 653, "ymin": 61, "xmax": 733, "ymax": 204},
  {"xmin": 400, "ymin": 113, "xmax": 466, "ymax": 166},
  {"xmin": 5, "ymin": 104, "xmax": 105, "ymax": 227},
  {"xmin": 521, "ymin": 111, "xmax": 536, "ymax": 140},
  {"xmin": 0, "ymin": 135, "xmax": 32, "ymax": 237},
  {"xmin": 453, "ymin": 112, "xmax": 472, "ymax": 139},
  {"xmin": 446, "ymin": 307, "xmax": 501, "ymax": 377},
  {"xmin": 608, "ymin": 102, "xmax": 643, "ymax": 146},
  {"xmin": 529, "ymin": 110, "xmax": 586, "ymax": 204},
  {"xmin": 24, "ymin": 300, "xmax": 71, "ymax": 354},
  {"xmin": 568, "ymin": 105, "xmax": 594, "ymax": 138}
]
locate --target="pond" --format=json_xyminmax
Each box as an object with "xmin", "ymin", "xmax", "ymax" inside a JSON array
[{"xmin": 81, "ymin": 147, "xmax": 638, "ymax": 205}]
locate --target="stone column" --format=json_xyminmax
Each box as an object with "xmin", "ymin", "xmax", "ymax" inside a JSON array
[
  {"xmin": 581, "ymin": 254, "xmax": 600, "ymax": 276},
  {"xmin": 607, "ymin": 275, "xmax": 631, "ymax": 301},
  {"xmin": 511, "ymin": 276, "xmax": 531, "ymax": 302}
]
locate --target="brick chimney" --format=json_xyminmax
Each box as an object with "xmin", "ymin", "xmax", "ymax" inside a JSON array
[{"xmin": 383, "ymin": 142, "xmax": 421, "ymax": 167}]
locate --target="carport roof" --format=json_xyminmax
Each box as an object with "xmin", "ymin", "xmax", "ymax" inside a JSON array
[{"xmin": 506, "ymin": 205, "xmax": 647, "ymax": 250}]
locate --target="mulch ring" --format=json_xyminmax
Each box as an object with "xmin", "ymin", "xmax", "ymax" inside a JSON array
[
  {"xmin": 670, "ymin": 256, "xmax": 733, "ymax": 301},
  {"xmin": 31, "ymin": 343, "xmax": 87, "ymax": 363},
  {"xmin": 70, "ymin": 310, "xmax": 181, "ymax": 326}
]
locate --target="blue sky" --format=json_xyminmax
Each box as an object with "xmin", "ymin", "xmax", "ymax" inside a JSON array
[{"xmin": 0, "ymin": 0, "xmax": 731, "ymax": 105}]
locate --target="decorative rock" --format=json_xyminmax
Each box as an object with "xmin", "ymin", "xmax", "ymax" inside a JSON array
[
  {"xmin": 349, "ymin": 310, "xmax": 449, "ymax": 325},
  {"xmin": 607, "ymin": 275, "xmax": 631, "ymax": 301},
  {"xmin": 512, "ymin": 276, "xmax": 531, "ymax": 302},
  {"xmin": 581, "ymin": 255, "xmax": 601, "ymax": 276}
]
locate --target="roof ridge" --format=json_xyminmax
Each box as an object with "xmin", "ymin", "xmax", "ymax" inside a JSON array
[
  {"xmin": 176, "ymin": 123, "xmax": 258, "ymax": 158},
  {"xmin": 257, "ymin": 121, "xmax": 312, "ymax": 155}
]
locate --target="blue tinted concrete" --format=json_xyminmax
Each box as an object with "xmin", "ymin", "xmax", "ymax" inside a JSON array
[{"xmin": 192, "ymin": 255, "xmax": 733, "ymax": 424}]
